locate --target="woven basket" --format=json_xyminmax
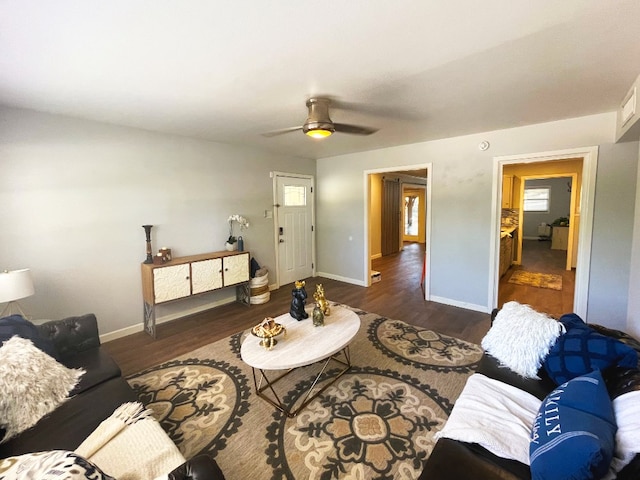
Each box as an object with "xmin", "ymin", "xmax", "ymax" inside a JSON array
[
  {"xmin": 250, "ymin": 291, "xmax": 271, "ymax": 304},
  {"xmin": 250, "ymin": 284, "xmax": 269, "ymax": 296},
  {"xmin": 250, "ymin": 273, "xmax": 268, "ymax": 288}
]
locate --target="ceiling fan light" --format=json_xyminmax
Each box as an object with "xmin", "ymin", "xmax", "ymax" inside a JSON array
[
  {"xmin": 303, "ymin": 119, "xmax": 334, "ymax": 139},
  {"xmin": 306, "ymin": 128, "xmax": 333, "ymax": 138}
]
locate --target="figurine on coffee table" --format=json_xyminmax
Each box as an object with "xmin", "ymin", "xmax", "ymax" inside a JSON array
[
  {"xmin": 313, "ymin": 283, "xmax": 330, "ymax": 316},
  {"xmin": 290, "ymin": 280, "xmax": 309, "ymax": 320}
]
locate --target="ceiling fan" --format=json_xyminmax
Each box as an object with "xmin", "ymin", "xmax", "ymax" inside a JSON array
[{"xmin": 262, "ymin": 97, "xmax": 378, "ymax": 139}]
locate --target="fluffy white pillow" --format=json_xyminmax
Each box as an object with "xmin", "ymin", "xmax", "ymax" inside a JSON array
[
  {"xmin": 0, "ymin": 450, "xmax": 114, "ymax": 480},
  {"xmin": 0, "ymin": 336, "xmax": 84, "ymax": 442},
  {"xmin": 481, "ymin": 301, "xmax": 565, "ymax": 378}
]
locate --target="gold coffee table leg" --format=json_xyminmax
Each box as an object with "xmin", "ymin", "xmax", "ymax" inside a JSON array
[{"xmin": 252, "ymin": 347, "xmax": 352, "ymax": 418}]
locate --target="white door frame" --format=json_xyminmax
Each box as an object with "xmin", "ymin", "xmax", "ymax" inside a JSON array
[
  {"xmin": 489, "ymin": 147, "xmax": 598, "ymax": 318},
  {"xmin": 272, "ymin": 171, "xmax": 316, "ymax": 289},
  {"xmin": 363, "ymin": 163, "xmax": 433, "ymax": 299}
]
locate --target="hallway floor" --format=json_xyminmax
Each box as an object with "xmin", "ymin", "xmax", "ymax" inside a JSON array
[{"xmin": 499, "ymin": 239, "xmax": 576, "ymax": 318}]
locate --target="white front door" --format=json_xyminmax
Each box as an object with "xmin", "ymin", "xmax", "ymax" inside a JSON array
[{"xmin": 275, "ymin": 174, "xmax": 314, "ymax": 286}]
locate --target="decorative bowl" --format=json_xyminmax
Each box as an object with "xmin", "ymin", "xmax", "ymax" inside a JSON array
[{"xmin": 251, "ymin": 317, "xmax": 286, "ymax": 350}]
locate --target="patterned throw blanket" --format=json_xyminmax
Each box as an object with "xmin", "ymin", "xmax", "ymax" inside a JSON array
[{"xmin": 76, "ymin": 402, "xmax": 185, "ymax": 480}]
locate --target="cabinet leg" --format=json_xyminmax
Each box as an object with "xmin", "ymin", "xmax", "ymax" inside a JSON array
[
  {"xmin": 236, "ymin": 283, "xmax": 251, "ymax": 307},
  {"xmin": 143, "ymin": 301, "xmax": 156, "ymax": 338}
]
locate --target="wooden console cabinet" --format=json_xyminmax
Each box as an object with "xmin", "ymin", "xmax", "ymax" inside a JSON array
[{"xmin": 141, "ymin": 250, "xmax": 250, "ymax": 337}]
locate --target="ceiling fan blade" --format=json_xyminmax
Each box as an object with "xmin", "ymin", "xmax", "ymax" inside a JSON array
[
  {"xmin": 261, "ymin": 126, "xmax": 303, "ymax": 137},
  {"xmin": 333, "ymin": 123, "xmax": 378, "ymax": 135}
]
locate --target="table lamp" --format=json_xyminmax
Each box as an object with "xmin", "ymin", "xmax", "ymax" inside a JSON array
[{"xmin": 0, "ymin": 268, "xmax": 35, "ymax": 318}]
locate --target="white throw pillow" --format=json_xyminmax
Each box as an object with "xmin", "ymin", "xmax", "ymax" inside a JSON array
[
  {"xmin": 0, "ymin": 450, "xmax": 114, "ymax": 480},
  {"xmin": 0, "ymin": 336, "xmax": 84, "ymax": 442},
  {"xmin": 481, "ymin": 301, "xmax": 565, "ymax": 378}
]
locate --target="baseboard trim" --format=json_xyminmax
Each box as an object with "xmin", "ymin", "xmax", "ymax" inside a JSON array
[
  {"xmin": 315, "ymin": 272, "xmax": 367, "ymax": 287},
  {"xmin": 429, "ymin": 295, "xmax": 490, "ymax": 314},
  {"xmin": 100, "ymin": 323, "xmax": 144, "ymax": 343},
  {"xmin": 101, "ymin": 284, "xmax": 488, "ymax": 342},
  {"xmin": 370, "ymin": 253, "xmax": 382, "ymax": 260},
  {"xmin": 100, "ymin": 291, "xmax": 262, "ymax": 343},
  {"xmin": 523, "ymin": 236, "xmax": 550, "ymax": 240}
]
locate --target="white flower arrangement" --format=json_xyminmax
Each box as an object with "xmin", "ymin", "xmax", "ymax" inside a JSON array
[{"xmin": 227, "ymin": 214, "xmax": 249, "ymax": 243}]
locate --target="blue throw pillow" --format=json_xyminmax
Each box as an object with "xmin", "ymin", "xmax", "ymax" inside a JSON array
[
  {"xmin": 543, "ymin": 313, "xmax": 638, "ymax": 385},
  {"xmin": 0, "ymin": 314, "xmax": 58, "ymax": 359},
  {"xmin": 530, "ymin": 369, "xmax": 616, "ymax": 480}
]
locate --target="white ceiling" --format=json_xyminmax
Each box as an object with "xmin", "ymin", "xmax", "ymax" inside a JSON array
[{"xmin": 2, "ymin": 1, "xmax": 640, "ymax": 160}]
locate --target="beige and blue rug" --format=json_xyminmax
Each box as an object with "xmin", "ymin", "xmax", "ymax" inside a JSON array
[{"xmin": 127, "ymin": 306, "xmax": 483, "ymax": 480}]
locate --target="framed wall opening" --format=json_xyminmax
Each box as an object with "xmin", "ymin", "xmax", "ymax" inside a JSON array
[{"xmin": 490, "ymin": 147, "xmax": 598, "ymax": 318}]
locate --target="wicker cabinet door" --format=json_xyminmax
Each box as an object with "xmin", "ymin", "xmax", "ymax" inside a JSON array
[
  {"xmin": 153, "ymin": 263, "xmax": 191, "ymax": 303},
  {"xmin": 223, "ymin": 252, "xmax": 249, "ymax": 286},
  {"xmin": 191, "ymin": 258, "xmax": 223, "ymax": 294}
]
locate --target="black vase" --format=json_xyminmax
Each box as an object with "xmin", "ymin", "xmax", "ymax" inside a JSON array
[{"xmin": 142, "ymin": 225, "xmax": 154, "ymax": 264}]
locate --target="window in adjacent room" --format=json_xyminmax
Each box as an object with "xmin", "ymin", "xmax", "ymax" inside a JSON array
[{"xmin": 524, "ymin": 187, "xmax": 550, "ymax": 212}]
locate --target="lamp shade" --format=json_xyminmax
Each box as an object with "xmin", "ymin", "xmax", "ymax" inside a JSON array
[{"xmin": 0, "ymin": 269, "xmax": 35, "ymax": 304}]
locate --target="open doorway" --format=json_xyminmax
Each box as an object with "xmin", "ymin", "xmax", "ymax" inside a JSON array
[
  {"xmin": 520, "ymin": 176, "xmax": 575, "ymax": 268},
  {"xmin": 365, "ymin": 165, "xmax": 431, "ymax": 297},
  {"xmin": 403, "ymin": 184, "xmax": 427, "ymax": 244},
  {"xmin": 499, "ymin": 174, "xmax": 577, "ymax": 317},
  {"xmin": 491, "ymin": 148, "xmax": 598, "ymax": 319}
]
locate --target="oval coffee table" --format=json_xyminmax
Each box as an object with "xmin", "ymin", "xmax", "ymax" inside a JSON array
[{"xmin": 241, "ymin": 304, "xmax": 360, "ymax": 417}]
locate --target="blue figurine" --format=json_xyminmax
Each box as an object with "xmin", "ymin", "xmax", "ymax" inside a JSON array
[{"xmin": 290, "ymin": 280, "xmax": 309, "ymax": 320}]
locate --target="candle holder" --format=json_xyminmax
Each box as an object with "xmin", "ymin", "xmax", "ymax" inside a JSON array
[{"xmin": 142, "ymin": 225, "xmax": 154, "ymax": 264}]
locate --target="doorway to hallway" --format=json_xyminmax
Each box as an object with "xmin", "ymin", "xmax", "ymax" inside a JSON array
[
  {"xmin": 499, "ymin": 174, "xmax": 577, "ymax": 316},
  {"xmin": 491, "ymin": 147, "xmax": 598, "ymax": 318},
  {"xmin": 366, "ymin": 165, "xmax": 431, "ymax": 298}
]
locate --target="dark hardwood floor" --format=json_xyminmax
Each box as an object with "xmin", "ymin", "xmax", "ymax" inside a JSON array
[
  {"xmin": 498, "ymin": 239, "xmax": 575, "ymax": 318},
  {"xmin": 104, "ymin": 242, "xmax": 491, "ymax": 376}
]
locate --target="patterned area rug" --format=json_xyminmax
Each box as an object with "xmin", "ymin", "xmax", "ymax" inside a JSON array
[
  {"xmin": 508, "ymin": 270, "xmax": 563, "ymax": 290},
  {"xmin": 127, "ymin": 305, "xmax": 483, "ymax": 480}
]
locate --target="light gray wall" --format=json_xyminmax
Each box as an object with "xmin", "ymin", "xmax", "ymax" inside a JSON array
[
  {"xmin": 3, "ymin": 107, "xmax": 639, "ymax": 337},
  {"xmin": 628, "ymin": 142, "xmax": 640, "ymax": 339},
  {"xmin": 316, "ymin": 112, "xmax": 639, "ymax": 332},
  {"xmin": 522, "ymin": 177, "xmax": 572, "ymax": 239},
  {"xmin": 0, "ymin": 107, "xmax": 315, "ymax": 337},
  {"xmin": 588, "ymin": 142, "xmax": 638, "ymax": 328}
]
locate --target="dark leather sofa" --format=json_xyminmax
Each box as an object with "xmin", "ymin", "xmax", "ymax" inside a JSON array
[
  {"xmin": 0, "ymin": 314, "xmax": 225, "ymax": 480},
  {"xmin": 420, "ymin": 318, "xmax": 640, "ymax": 480}
]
